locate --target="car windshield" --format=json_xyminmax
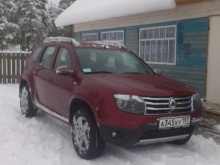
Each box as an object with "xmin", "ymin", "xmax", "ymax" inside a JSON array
[{"xmin": 75, "ymin": 48, "xmax": 153, "ymax": 75}]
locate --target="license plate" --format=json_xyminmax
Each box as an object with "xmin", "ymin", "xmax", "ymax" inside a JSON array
[{"xmin": 159, "ymin": 116, "xmax": 190, "ymax": 130}]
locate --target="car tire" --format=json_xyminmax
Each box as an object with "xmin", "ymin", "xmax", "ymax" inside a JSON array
[
  {"xmin": 71, "ymin": 107, "xmax": 105, "ymax": 159},
  {"xmin": 20, "ymin": 84, "xmax": 37, "ymax": 117},
  {"xmin": 169, "ymin": 135, "xmax": 191, "ymax": 145}
]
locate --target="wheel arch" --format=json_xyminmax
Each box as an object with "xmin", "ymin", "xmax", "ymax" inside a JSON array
[{"xmin": 69, "ymin": 98, "xmax": 96, "ymax": 124}]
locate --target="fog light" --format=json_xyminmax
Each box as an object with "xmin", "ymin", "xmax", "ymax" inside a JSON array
[
  {"xmin": 112, "ymin": 131, "xmax": 117, "ymax": 138},
  {"xmin": 112, "ymin": 131, "xmax": 123, "ymax": 138},
  {"xmin": 112, "ymin": 132, "xmax": 117, "ymax": 138}
]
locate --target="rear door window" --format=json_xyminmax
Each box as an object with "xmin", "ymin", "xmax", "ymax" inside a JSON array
[{"xmin": 40, "ymin": 47, "xmax": 56, "ymax": 68}]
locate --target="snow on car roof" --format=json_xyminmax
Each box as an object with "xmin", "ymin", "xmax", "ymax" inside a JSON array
[
  {"xmin": 43, "ymin": 37, "xmax": 81, "ymax": 47},
  {"xmin": 42, "ymin": 37, "xmax": 126, "ymax": 49},
  {"xmin": 55, "ymin": 0, "xmax": 176, "ymax": 27},
  {"xmin": 84, "ymin": 41, "xmax": 126, "ymax": 49}
]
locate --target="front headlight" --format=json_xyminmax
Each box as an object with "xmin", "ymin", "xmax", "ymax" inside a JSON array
[
  {"xmin": 192, "ymin": 93, "xmax": 202, "ymax": 111},
  {"xmin": 114, "ymin": 94, "xmax": 145, "ymax": 115}
]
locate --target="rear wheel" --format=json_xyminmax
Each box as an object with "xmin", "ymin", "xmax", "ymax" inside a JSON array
[
  {"xmin": 20, "ymin": 84, "xmax": 37, "ymax": 117},
  {"xmin": 71, "ymin": 107, "xmax": 105, "ymax": 159}
]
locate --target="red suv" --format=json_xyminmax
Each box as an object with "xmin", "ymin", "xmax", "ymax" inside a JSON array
[{"xmin": 19, "ymin": 37, "xmax": 202, "ymax": 159}]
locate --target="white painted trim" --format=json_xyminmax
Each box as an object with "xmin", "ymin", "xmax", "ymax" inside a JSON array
[
  {"xmin": 82, "ymin": 33, "xmax": 98, "ymax": 36},
  {"xmin": 101, "ymin": 30, "xmax": 124, "ymax": 43},
  {"xmin": 139, "ymin": 25, "xmax": 177, "ymax": 65},
  {"xmin": 81, "ymin": 33, "xmax": 98, "ymax": 41},
  {"xmin": 206, "ymin": 16, "xmax": 220, "ymax": 103},
  {"xmin": 0, "ymin": 51, "xmax": 31, "ymax": 54},
  {"xmin": 140, "ymin": 25, "xmax": 176, "ymax": 31}
]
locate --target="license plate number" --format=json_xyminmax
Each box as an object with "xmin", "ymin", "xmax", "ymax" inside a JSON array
[{"xmin": 159, "ymin": 116, "xmax": 190, "ymax": 130}]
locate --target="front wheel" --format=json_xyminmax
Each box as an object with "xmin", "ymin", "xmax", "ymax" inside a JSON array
[
  {"xmin": 71, "ymin": 107, "xmax": 105, "ymax": 159},
  {"xmin": 20, "ymin": 84, "xmax": 37, "ymax": 117}
]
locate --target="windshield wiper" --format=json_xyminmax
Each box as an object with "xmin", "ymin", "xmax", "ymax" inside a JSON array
[
  {"xmin": 122, "ymin": 72, "xmax": 142, "ymax": 74},
  {"xmin": 87, "ymin": 71, "xmax": 113, "ymax": 74}
]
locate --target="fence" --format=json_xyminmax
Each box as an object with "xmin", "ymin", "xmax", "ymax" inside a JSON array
[{"xmin": 0, "ymin": 52, "xmax": 30, "ymax": 84}]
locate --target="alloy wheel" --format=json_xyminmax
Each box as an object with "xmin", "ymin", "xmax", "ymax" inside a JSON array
[
  {"xmin": 72, "ymin": 115, "xmax": 91, "ymax": 154},
  {"xmin": 20, "ymin": 87, "xmax": 29, "ymax": 114}
]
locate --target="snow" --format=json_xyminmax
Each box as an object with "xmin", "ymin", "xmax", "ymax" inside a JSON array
[
  {"xmin": 1, "ymin": 84, "xmax": 220, "ymax": 165},
  {"xmin": 43, "ymin": 37, "xmax": 81, "ymax": 47},
  {"xmin": 48, "ymin": 0, "xmax": 60, "ymax": 5},
  {"xmin": 55, "ymin": 0, "xmax": 176, "ymax": 27},
  {"xmin": 215, "ymin": 125, "xmax": 220, "ymax": 131}
]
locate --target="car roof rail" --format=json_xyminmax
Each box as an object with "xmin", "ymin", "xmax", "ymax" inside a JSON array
[
  {"xmin": 86, "ymin": 40, "xmax": 126, "ymax": 49},
  {"xmin": 43, "ymin": 37, "xmax": 81, "ymax": 47}
]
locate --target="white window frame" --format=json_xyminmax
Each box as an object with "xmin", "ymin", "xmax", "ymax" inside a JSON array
[
  {"xmin": 139, "ymin": 25, "xmax": 177, "ymax": 65},
  {"xmin": 81, "ymin": 33, "xmax": 98, "ymax": 42},
  {"xmin": 101, "ymin": 30, "xmax": 124, "ymax": 44}
]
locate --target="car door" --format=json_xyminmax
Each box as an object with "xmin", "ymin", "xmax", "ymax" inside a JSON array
[
  {"xmin": 47, "ymin": 47, "xmax": 77, "ymax": 117},
  {"xmin": 34, "ymin": 46, "xmax": 57, "ymax": 107}
]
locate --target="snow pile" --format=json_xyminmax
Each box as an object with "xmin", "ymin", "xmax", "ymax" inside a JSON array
[
  {"xmin": 1, "ymin": 84, "xmax": 220, "ymax": 165},
  {"xmin": 55, "ymin": 0, "xmax": 176, "ymax": 27},
  {"xmin": 185, "ymin": 135, "xmax": 220, "ymax": 164},
  {"xmin": 215, "ymin": 125, "xmax": 220, "ymax": 131},
  {"xmin": 48, "ymin": 0, "xmax": 60, "ymax": 5}
]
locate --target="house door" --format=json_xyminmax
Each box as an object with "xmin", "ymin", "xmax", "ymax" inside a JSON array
[{"xmin": 206, "ymin": 16, "xmax": 220, "ymax": 104}]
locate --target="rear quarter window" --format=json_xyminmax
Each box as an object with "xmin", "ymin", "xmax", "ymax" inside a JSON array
[{"xmin": 32, "ymin": 47, "xmax": 43, "ymax": 62}]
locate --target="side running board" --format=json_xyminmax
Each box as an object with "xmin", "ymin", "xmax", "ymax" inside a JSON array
[{"xmin": 34, "ymin": 99, "xmax": 69, "ymax": 123}]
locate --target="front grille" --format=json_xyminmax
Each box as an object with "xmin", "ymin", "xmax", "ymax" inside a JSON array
[
  {"xmin": 142, "ymin": 96, "xmax": 192, "ymax": 115},
  {"xmin": 140, "ymin": 127, "xmax": 192, "ymax": 140}
]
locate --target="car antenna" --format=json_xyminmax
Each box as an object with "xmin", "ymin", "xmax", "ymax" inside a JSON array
[{"xmin": 87, "ymin": 18, "xmax": 96, "ymax": 33}]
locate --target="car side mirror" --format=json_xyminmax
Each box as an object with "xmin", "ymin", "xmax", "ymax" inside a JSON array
[
  {"xmin": 154, "ymin": 69, "xmax": 161, "ymax": 75},
  {"xmin": 56, "ymin": 66, "xmax": 74, "ymax": 76}
]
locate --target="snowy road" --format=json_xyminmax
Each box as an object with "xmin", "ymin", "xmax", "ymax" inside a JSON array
[{"xmin": 1, "ymin": 84, "xmax": 220, "ymax": 165}]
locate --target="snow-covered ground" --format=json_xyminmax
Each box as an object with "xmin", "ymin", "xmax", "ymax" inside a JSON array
[
  {"xmin": 1, "ymin": 84, "xmax": 220, "ymax": 165},
  {"xmin": 48, "ymin": 0, "xmax": 60, "ymax": 5},
  {"xmin": 215, "ymin": 125, "xmax": 220, "ymax": 131}
]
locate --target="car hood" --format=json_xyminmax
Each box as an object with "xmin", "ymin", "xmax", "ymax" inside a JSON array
[{"xmin": 88, "ymin": 74, "xmax": 195, "ymax": 97}]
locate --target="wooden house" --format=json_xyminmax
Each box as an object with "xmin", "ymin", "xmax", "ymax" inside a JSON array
[{"xmin": 72, "ymin": 0, "xmax": 220, "ymax": 104}]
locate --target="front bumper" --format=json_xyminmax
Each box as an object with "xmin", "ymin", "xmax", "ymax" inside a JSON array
[{"xmin": 98, "ymin": 117, "xmax": 201, "ymax": 147}]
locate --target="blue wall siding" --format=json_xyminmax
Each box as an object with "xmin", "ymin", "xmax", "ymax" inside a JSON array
[
  {"xmin": 75, "ymin": 17, "xmax": 208, "ymax": 96},
  {"xmin": 151, "ymin": 18, "xmax": 208, "ymax": 96},
  {"xmin": 125, "ymin": 29, "xmax": 138, "ymax": 54},
  {"xmin": 75, "ymin": 32, "xmax": 81, "ymax": 41}
]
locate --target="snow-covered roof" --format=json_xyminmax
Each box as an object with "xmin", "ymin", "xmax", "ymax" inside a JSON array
[{"xmin": 55, "ymin": 0, "xmax": 176, "ymax": 27}]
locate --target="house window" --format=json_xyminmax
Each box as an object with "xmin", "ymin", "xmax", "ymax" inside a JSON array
[
  {"xmin": 82, "ymin": 33, "xmax": 98, "ymax": 42},
  {"xmin": 139, "ymin": 26, "xmax": 176, "ymax": 65},
  {"xmin": 101, "ymin": 31, "xmax": 124, "ymax": 44}
]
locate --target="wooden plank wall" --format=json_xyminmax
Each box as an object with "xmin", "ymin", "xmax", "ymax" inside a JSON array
[
  {"xmin": 75, "ymin": 17, "xmax": 208, "ymax": 97},
  {"xmin": 125, "ymin": 29, "xmax": 138, "ymax": 54},
  {"xmin": 0, "ymin": 52, "xmax": 30, "ymax": 84},
  {"xmin": 151, "ymin": 17, "xmax": 208, "ymax": 97}
]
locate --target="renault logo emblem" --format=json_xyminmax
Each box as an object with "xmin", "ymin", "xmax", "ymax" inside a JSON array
[{"xmin": 169, "ymin": 97, "xmax": 176, "ymax": 111}]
